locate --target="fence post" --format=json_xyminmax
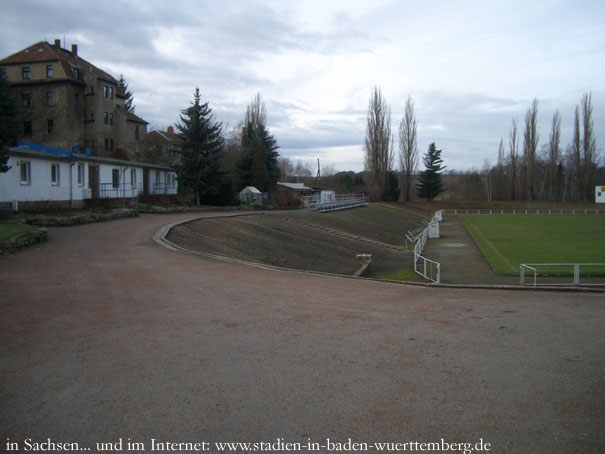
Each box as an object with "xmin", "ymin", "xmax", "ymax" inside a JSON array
[
  {"xmin": 520, "ymin": 266, "xmax": 524, "ymax": 285},
  {"xmin": 574, "ymin": 264, "xmax": 580, "ymax": 286}
]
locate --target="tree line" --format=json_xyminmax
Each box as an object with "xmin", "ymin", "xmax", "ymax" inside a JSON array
[
  {"xmin": 361, "ymin": 87, "xmax": 602, "ymax": 203},
  {"xmin": 453, "ymin": 93, "xmax": 602, "ymax": 203}
]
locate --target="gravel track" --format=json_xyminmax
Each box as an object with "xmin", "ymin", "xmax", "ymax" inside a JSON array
[{"xmin": 1, "ymin": 212, "xmax": 603, "ymax": 453}]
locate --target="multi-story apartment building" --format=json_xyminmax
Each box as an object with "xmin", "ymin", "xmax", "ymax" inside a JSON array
[{"xmin": 0, "ymin": 39, "xmax": 148, "ymax": 160}]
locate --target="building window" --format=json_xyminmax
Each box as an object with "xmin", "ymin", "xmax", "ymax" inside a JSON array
[
  {"xmin": 90, "ymin": 112, "xmax": 94, "ymax": 121},
  {"xmin": 104, "ymin": 112, "xmax": 108, "ymax": 124},
  {"xmin": 104, "ymin": 138, "xmax": 109, "ymax": 150},
  {"xmin": 73, "ymin": 68, "xmax": 79, "ymax": 80},
  {"xmin": 22, "ymin": 66, "xmax": 30, "ymax": 80},
  {"xmin": 77, "ymin": 163, "xmax": 85, "ymax": 186},
  {"xmin": 109, "ymin": 113, "xmax": 113, "ymax": 126},
  {"xmin": 110, "ymin": 139, "xmax": 114, "ymax": 150},
  {"xmin": 109, "ymin": 86, "xmax": 114, "ymax": 99},
  {"xmin": 51, "ymin": 164, "xmax": 60, "ymax": 186},
  {"xmin": 22, "ymin": 93, "xmax": 32, "ymax": 107},
  {"xmin": 112, "ymin": 169, "xmax": 120, "ymax": 188},
  {"xmin": 167, "ymin": 173, "xmax": 176, "ymax": 188},
  {"xmin": 23, "ymin": 120, "xmax": 32, "ymax": 136},
  {"xmin": 46, "ymin": 64, "xmax": 53, "ymax": 78},
  {"xmin": 47, "ymin": 119, "xmax": 54, "ymax": 134},
  {"xmin": 135, "ymin": 125, "xmax": 139, "ymax": 140},
  {"xmin": 156, "ymin": 170, "xmax": 160, "ymax": 184},
  {"xmin": 20, "ymin": 161, "xmax": 31, "ymax": 185},
  {"xmin": 46, "ymin": 91, "xmax": 54, "ymax": 106},
  {"xmin": 131, "ymin": 168, "xmax": 137, "ymax": 188}
]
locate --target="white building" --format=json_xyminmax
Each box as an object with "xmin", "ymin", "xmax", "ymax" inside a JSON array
[{"xmin": 0, "ymin": 143, "xmax": 177, "ymax": 211}]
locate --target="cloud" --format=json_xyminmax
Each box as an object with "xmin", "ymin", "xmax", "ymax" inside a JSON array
[{"xmin": 1, "ymin": 0, "xmax": 603, "ymax": 172}]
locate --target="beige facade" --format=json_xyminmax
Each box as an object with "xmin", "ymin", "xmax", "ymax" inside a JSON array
[{"xmin": 0, "ymin": 39, "xmax": 148, "ymax": 160}]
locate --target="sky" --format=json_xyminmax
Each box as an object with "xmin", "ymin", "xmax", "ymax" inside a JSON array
[{"xmin": 1, "ymin": 0, "xmax": 604, "ymax": 172}]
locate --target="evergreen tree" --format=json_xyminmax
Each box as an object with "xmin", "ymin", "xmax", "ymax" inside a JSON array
[
  {"xmin": 416, "ymin": 143, "xmax": 446, "ymax": 201},
  {"xmin": 237, "ymin": 122, "xmax": 280, "ymax": 189},
  {"xmin": 0, "ymin": 71, "xmax": 16, "ymax": 173},
  {"xmin": 175, "ymin": 88, "xmax": 225, "ymax": 205},
  {"xmin": 119, "ymin": 74, "xmax": 135, "ymax": 114},
  {"xmin": 251, "ymin": 140, "xmax": 269, "ymax": 191}
]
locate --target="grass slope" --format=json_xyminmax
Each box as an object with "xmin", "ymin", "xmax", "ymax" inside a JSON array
[
  {"xmin": 460, "ymin": 215, "xmax": 605, "ymax": 275},
  {"xmin": 276, "ymin": 203, "xmax": 426, "ymax": 246},
  {"xmin": 0, "ymin": 222, "xmax": 37, "ymax": 242}
]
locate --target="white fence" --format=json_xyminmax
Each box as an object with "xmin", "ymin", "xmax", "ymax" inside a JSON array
[
  {"xmin": 312, "ymin": 194, "xmax": 369, "ymax": 213},
  {"xmin": 520, "ymin": 263, "xmax": 605, "ymax": 287},
  {"xmin": 410, "ymin": 211, "xmax": 442, "ymax": 283},
  {"xmin": 444, "ymin": 208, "xmax": 602, "ymax": 216}
]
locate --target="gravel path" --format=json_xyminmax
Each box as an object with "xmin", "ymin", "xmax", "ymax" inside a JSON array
[{"xmin": 1, "ymin": 212, "xmax": 604, "ymax": 453}]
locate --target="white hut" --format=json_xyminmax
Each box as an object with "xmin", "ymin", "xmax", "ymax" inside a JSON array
[{"xmin": 239, "ymin": 186, "xmax": 262, "ymax": 206}]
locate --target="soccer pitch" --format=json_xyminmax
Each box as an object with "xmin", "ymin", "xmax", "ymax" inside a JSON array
[{"xmin": 460, "ymin": 215, "xmax": 605, "ymax": 275}]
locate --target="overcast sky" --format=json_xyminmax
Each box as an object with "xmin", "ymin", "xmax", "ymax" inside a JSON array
[{"xmin": 2, "ymin": 0, "xmax": 604, "ymax": 172}]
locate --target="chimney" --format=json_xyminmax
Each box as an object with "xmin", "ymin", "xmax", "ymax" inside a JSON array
[
  {"xmin": 167, "ymin": 126, "xmax": 174, "ymax": 135},
  {"xmin": 54, "ymin": 39, "xmax": 61, "ymax": 48},
  {"xmin": 71, "ymin": 44, "xmax": 78, "ymax": 56}
]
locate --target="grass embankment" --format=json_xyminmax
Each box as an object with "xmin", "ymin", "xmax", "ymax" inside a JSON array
[
  {"xmin": 0, "ymin": 222, "xmax": 38, "ymax": 242},
  {"xmin": 279, "ymin": 202, "xmax": 426, "ymax": 246},
  {"xmin": 460, "ymin": 215, "xmax": 605, "ymax": 276}
]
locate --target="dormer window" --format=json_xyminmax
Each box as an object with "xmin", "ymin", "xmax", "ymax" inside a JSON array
[
  {"xmin": 73, "ymin": 68, "xmax": 79, "ymax": 79},
  {"xmin": 22, "ymin": 66, "xmax": 30, "ymax": 80},
  {"xmin": 46, "ymin": 64, "xmax": 53, "ymax": 78}
]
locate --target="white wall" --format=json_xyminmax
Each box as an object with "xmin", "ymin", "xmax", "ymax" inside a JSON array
[
  {"xmin": 0, "ymin": 156, "xmax": 87, "ymax": 203},
  {"xmin": 597, "ymin": 186, "xmax": 605, "ymax": 204}
]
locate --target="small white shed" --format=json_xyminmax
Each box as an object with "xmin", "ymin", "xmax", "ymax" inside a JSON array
[{"xmin": 239, "ymin": 186, "xmax": 262, "ymax": 206}]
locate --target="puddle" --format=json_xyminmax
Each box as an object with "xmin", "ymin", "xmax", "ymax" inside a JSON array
[{"xmin": 443, "ymin": 243, "xmax": 467, "ymax": 248}]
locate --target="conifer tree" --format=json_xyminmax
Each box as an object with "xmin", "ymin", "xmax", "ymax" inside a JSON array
[
  {"xmin": 0, "ymin": 71, "xmax": 16, "ymax": 173},
  {"xmin": 119, "ymin": 75, "xmax": 136, "ymax": 114},
  {"xmin": 237, "ymin": 117, "xmax": 280, "ymax": 189},
  {"xmin": 416, "ymin": 143, "xmax": 446, "ymax": 201},
  {"xmin": 175, "ymin": 88, "xmax": 225, "ymax": 205}
]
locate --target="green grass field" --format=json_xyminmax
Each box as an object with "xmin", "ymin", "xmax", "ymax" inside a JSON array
[{"xmin": 460, "ymin": 215, "xmax": 605, "ymax": 276}]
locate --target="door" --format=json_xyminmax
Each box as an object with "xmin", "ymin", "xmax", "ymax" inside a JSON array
[{"xmin": 88, "ymin": 165, "xmax": 100, "ymax": 199}]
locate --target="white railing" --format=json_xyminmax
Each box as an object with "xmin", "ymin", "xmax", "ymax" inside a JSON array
[
  {"xmin": 412, "ymin": 213, "xmax": 441, "ymax": 283},
  {"xmin": 520, "ymin": 263, "xmax": 605, "ymax": 287},
  {"xmin": 312, "ymin": 194, "xmax": 369, "ymax": 213},
  {"xmin": 445, "ymin": 209, "xmax": 602, "ymax": 216}
]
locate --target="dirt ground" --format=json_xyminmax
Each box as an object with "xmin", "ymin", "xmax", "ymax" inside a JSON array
[
  {"xmin": 168, "ymin": 212, "xmax": 414, "ymax": 277},
  {"xmin": 1, "ymin": 212, "xmax": 604, "ymax": 453}
]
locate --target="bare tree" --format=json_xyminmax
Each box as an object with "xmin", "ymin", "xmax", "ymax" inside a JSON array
[
  {"xmin": 581, "ymin": 92, "xmax": 597, "ymax": 201},
  {"xmin": 364, "ymin": 86, "xmax": 393, "ymax": 190},
  {"xmin": 245, "ymin": 92, "xmax": 267, "ymax": 131},
  {"xmin": 509, "ymin": 118, "xmax": 519, "ymax": 201},
  {"xmin": 522, "ymin": 98, "xmax": 539, "ymax": 201},
  {"xmin": 277, "ymin": 157, "xmax": 294, "ymax": 182},
  {"xmin": 495, "ymin": 138, "xmax": 506, "ymax": 200},
  {"xmin": 398, "ymin": 95, "xmax": 418, "ymax": 202},
  {"xmin": 548, "ymin": 110, "xmax": 561, "ymax": 201},
  {"xmin": 572, "ymin": 105, "xmax": 582, "ymax": 201}
]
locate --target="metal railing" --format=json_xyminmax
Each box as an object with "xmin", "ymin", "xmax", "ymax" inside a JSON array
[
  {"xmin": 148, "ymin": 182, "xmax": 178, "ymax": 195},
  {"xmin": 99, "ymin": 183, "xmax": 137, "ymax": 198},
  {"xmin": 412, "ymin": 215, "xmax": 441, "ymax": 283},
  {"xmin": 445, "ymin": 208, "xmax": 602, "ymax": 216},
  {"xmin": 520, "ymin": 263, "xmax": 605, "ymax": 287},
  {"xmin": 312, "ymin": 194, "xmax": 369, "ymax": 213}
]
